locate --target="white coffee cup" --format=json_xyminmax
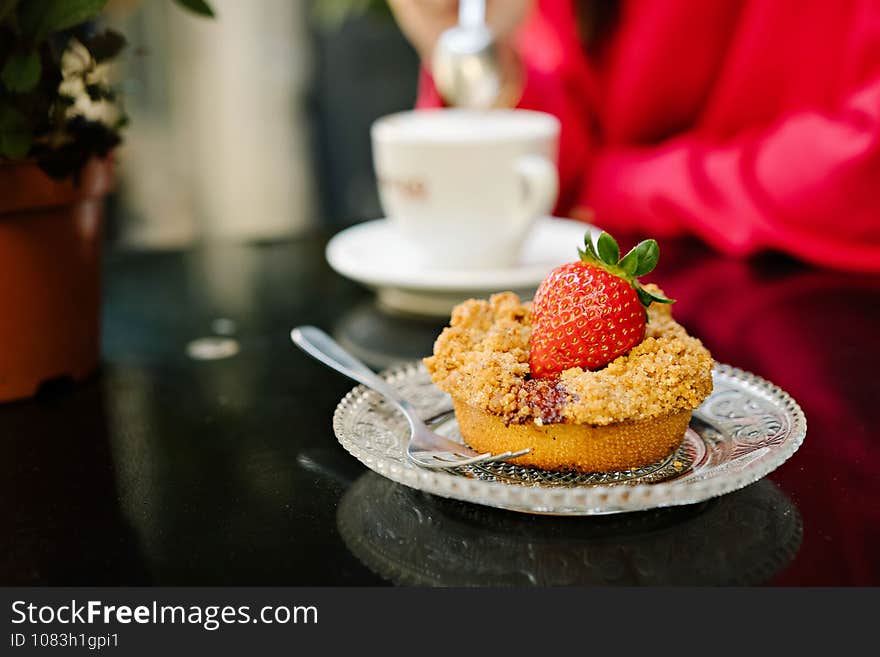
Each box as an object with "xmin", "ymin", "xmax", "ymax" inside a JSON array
[{"xmin": 371, "ymin": 108, "xmax": 560, "ymax": 269}]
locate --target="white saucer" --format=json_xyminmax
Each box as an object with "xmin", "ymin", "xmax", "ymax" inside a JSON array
[{"xmin": 326, "ymin": 216, "xmax": 594, "ymax": 316}]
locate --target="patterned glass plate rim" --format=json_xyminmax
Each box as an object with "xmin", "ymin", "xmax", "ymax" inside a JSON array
[{"xmin": 332, "ymin": 362, "xmax": 807, "ymax": 515}]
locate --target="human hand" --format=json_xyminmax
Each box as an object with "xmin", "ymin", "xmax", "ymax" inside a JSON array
[{"xmin": 387, "ymin": 0, "xmax": 532, "ymax": 61}]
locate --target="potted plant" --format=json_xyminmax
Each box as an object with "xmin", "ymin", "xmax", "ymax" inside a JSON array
[{"xmin": 0, "ymin": 0, "xmax": 212, "ymax": 402}]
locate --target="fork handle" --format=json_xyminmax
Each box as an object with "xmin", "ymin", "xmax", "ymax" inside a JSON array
[{"xmin": 291, "ymin": 326, "xmax": 415, "ymax": 417}]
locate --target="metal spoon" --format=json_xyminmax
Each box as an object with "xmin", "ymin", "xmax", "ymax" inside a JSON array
[
  {"xmin": 291, "ymin": 326, "xmax": 530, "ymax": 469},
  {"xmin": 431, "ymin": 0, "xmax": 502, "ymax": 108}
]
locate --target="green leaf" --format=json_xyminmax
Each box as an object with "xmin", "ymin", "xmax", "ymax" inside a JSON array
[
  {"xmin": 634, "ymin": 283, "xmax": 655, "ymax": 308},
  {"xmin": 46, "ymin": 0, "xmax": 108, "ymax": 31},
  {"xmin": 17, "ymin": 0, "xmax": 48, "ymax": 34},
  {"xmin": 581, "ymin": 231, "xmax": 600, "ymax": 261},
  {"xmin": 19, "ymin": 0, "xmax": 108, "ymax": 39},
  {"xmin": 173, "ymin": 0, "xmax": 215, "ymax": 18},
  {"xmin": 0, "ymin": 105, "xmax": 33, "ymax": 158},
  {"xmin": 618, "ymin": 246, "xmax": 640, "ymax": 276},
  {"xmin": 1, "ymin": 50, "xmax": 41, "ymax": 93},
  {"xmin": 633, "ymin": 281, "xmax": 675, "ymax": 308},
  {"xmin": 631, "ymin": 239, "xmax": 660, "ymax": 277},
  {"xmin": 0, "ymin": 0, "xmax": 18, "ymax": 22},
  {"xmin": 645, "ymin": 289, "xmax": 675, "ymax": 304},
  {"xmin": 596, "ymin": 231, "xmax": 620, "ymax": 266}
]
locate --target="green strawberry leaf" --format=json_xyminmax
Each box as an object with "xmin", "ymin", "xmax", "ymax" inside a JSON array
[
  {"xmin": 632, "ymin": 239, "xmax": 660, "ymax": 277},
  {"xmin": 644, "ymin": 288, "xmax": 675, "ymax": 304},
  {"xmin": 619, "ymin": 245, "xmax": 640, "ymax": 276},
  {"xmin": 633, "ymin": 281, "xmax": 675, "ymax": 308},
  {"xmin": 596, "ymin": 231, "xmax": 620, "ymax": 266},
  {"xmin": 581, "ymin": 231, "xmax": 600, "ymax": 262},
  {"xmin": 1, "ymin": 50, "xmax": 41, "ymax": 93},
  {"xmin": 634, "ymin": 284, "xmax": 655, "ymax": 308}
]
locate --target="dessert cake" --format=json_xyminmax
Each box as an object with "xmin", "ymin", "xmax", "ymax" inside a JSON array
[{"xmin": 424, "ymin": 232, "xmax": 714, "ymax": 473}]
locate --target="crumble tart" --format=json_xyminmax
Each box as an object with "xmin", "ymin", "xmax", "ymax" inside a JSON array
[{"xmin": 424, "ymin": 291, "xmax": 714, "ymax": 473}]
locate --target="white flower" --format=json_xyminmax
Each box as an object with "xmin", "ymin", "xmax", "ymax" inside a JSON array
[
  {"xmin": 60, "ymin": 38, "xmax": 94, "ymax": 78},
  {"xmin": 58, "ymin": 38, "xmax": 121, "ymax": 126}
]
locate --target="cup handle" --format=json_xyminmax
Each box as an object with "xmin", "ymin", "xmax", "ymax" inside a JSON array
[{"xmin": 515, "ymin": 154, "xmax": 559, "ymax": 222}]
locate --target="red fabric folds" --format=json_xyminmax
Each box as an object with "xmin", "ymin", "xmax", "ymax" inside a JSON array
[{"xmin": 416, "ymin": 0, "xmax": 880, "ymax": 272}]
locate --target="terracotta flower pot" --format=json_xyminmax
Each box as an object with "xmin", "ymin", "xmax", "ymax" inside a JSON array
[{"xmin": 0, "ymin": 158, "xmax": 113, "ymax": 402}]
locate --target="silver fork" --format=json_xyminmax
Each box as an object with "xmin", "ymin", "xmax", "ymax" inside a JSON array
[{"xmin": 291, "ymin": 326, "xmax": 530, "ymax": 469}]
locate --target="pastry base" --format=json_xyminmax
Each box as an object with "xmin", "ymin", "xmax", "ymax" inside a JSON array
[{"xmin": 453, "ymin": 400, "xmax": 691, "ymax": 473}]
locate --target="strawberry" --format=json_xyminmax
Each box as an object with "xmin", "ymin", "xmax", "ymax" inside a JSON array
[{"xmin": 529, "ymin": 230, "xmax": 673, "ymax": 378}]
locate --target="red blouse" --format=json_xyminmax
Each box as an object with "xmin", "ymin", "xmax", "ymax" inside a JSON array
[{"xmin": 417, "ymin": 0, "xmax": 880, "ymax": 272}]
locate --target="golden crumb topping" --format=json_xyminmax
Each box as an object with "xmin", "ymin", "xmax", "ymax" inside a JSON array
[{"xmin": 423, "ymin": 290, "xmax": 714, "ymax": 426}]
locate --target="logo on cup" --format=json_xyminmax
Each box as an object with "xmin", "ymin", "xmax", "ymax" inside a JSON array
[{"xmin": 377, "ymin": 175, "xmax": 428, "ymax": 202}]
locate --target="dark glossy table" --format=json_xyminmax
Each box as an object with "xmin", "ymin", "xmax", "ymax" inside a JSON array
[{"xmin": 3, "ymin": 231, "xmax": 878, "ymax": 586}]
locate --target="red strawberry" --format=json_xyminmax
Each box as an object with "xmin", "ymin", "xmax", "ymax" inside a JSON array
[{"xmin": 529, "ymin": 231, "xmax": 673, "ymax": 378}]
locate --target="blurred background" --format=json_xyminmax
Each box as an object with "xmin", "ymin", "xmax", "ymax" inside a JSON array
[
  {"xmin": 4, "ymin": 0, "xmax": 879, "ymax": 589},
  {"xmin": 104, "ymin": 0, "xmax": 417, "ymax": 246}
]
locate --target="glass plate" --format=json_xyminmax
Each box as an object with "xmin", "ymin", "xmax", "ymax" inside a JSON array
[{"xmin": 332, "ymin": 362, "xmax": 807, "ymax": 515}]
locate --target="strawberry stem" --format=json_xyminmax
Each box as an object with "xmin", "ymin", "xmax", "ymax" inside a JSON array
[{"xmin": 579, "ymin": 230, "xmax": 675, "ymax": 308}]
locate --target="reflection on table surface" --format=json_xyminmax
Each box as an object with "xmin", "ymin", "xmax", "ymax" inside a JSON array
[
  {"xmin": 332, "ymin": 300, "xmax": 447, "ymax": 371},
  {"xmin": 337, "ymin": 472, "xmax": 802, "ymax": 586},
  {"xmin": 1, "ymin": 234, "xmax": 877, "ymax": 585}
]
